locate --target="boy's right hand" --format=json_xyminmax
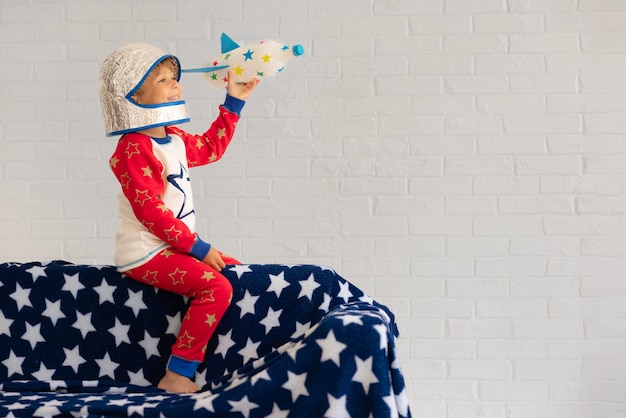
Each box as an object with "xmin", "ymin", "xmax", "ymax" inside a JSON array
[
  {"xmin": 202, "ymin": 246, "xmax": 226, "ymax": 271},
  {"xmin": 226, "ymin": 70, "xmax": 260, "ymax": 100}
]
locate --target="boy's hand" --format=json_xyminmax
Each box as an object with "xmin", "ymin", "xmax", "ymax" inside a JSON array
[
  {"xmin": 226, "ymin": 70, "xmax": 260, "ymax": 100},
  {"xmin": 202, "ymin": 246, "xmax": 226, "ymax": 271}
]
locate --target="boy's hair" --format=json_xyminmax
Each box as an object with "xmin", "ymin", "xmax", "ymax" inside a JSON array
[
  {"xmin": 134, "ymin": 56, "xmax": 179, "ymax": 97},
  {"xmin": 150, "ymin": 56, "xmax": 179, "ymax": 77}
]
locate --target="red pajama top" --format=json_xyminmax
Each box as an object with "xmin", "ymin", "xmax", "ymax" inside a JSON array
[{"xmin": 109, "ymin": 100, "xmax": 241, "ymax": 272}]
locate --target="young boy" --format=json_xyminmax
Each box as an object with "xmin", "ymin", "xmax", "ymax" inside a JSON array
[{"xmin": 99, "ymin": 43, "xmax": 259, "ymax": 393}]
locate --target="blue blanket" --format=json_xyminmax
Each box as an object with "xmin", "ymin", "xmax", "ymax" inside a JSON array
[{"xmin": 0, "ymin": 260, "xmax": 411, "ymax": 417}]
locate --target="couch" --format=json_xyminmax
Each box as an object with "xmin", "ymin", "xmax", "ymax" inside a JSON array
[{"xmin": 0, "ymin": 260, "xmax": 411, "ymax": 417}]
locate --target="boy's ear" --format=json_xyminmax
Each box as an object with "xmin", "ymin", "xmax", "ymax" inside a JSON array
[{"xmin": 131, "ymin": 91, "xmax": 141, "ymax": 104}]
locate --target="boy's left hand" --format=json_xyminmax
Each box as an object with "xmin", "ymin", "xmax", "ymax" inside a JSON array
[{"xmin": 226, "ymin": 70, "xmax": 260, "ymax": 100}]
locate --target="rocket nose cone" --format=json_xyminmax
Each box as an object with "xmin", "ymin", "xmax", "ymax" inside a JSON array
[{"xmin": 292, "ymin": 44, "xmax": 304, "ymax": 56}]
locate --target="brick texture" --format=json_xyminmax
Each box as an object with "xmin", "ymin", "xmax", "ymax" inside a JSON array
[{"xmin": 1, "ymin": 0, "xmax": 625, "ymax": 415}]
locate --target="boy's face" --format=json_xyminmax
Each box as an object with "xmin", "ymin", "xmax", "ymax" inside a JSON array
[{"xmin": 132, "ymin": 60, "xmax": 183, "ymax": 105}]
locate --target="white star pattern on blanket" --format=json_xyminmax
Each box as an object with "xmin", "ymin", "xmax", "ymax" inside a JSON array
[{"xmin": 0, "ymin": 261, "xmax": 411, "ymax": 417}]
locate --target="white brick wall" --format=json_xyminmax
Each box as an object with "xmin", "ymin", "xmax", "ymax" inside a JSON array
[{"xmin": 1, "ymin": 0, "xmax": 625, "ymax": 415}]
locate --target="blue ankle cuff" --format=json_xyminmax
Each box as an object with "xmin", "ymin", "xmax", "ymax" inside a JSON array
[{"xmin": 167, "ymin": 355, "xmax": 200, "ymax": 378}]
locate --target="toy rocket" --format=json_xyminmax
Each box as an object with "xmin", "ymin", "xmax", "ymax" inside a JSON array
[{"xmin": 182, "ymin": 33, "xmax": 304, "ymax": 88}]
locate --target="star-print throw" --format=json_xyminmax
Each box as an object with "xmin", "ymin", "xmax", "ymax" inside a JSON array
[{"xmin": 0, "ymin": 261, "xmax": 411, "ymax": 417}]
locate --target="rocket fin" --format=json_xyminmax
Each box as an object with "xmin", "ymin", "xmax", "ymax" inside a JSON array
[{"xmin": 221, "ymin": 33, "xmax": 240, "ymax": 53}]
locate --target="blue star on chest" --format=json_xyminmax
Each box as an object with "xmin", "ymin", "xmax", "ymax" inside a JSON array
[{"xmin": 167, "ymin": 162, "xmax": 194, "ymax": 220}]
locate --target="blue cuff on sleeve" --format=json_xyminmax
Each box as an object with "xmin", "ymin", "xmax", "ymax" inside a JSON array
[
  {"xmin": 189, "ymin": 237, "xmax": 211, "ymax": 260},
  {"xmin": 223, "ymin": 94, "xmax": 245, "ymax": 116},
  {"xmin": 167, "ymin": 355, "xmax": 200, "ymax": 378}
]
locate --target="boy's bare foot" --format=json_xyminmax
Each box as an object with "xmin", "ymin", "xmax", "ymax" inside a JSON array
[{"xmin": 158, "ymin": 370, "xmax": 200, "ymax": 393}]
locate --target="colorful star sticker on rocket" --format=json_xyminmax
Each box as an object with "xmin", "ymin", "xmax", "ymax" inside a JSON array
[
  {"xmin": 243, "ymin": 49, "xmax": 254, "ymax": 61},
  {"xmin": 262, "ymin": 54, "xmax": 271, "ymax": 63},
  {"xmin": 233, "ymin": 65, "xmax": 244, "ymax": 76},
  {"xmin": 177, "ymin": 330, "xmax": 194, "ymax": 349}
]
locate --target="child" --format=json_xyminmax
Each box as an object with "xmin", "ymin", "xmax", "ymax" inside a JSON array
[{"xmin": 99, "ymin": 43, "xmax": 259, "ymax": 393}]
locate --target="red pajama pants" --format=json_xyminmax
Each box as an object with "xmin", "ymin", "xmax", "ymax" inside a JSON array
[{"xmin": 124, "ymin": 247, "xmax": 238, "ymax": 377}]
